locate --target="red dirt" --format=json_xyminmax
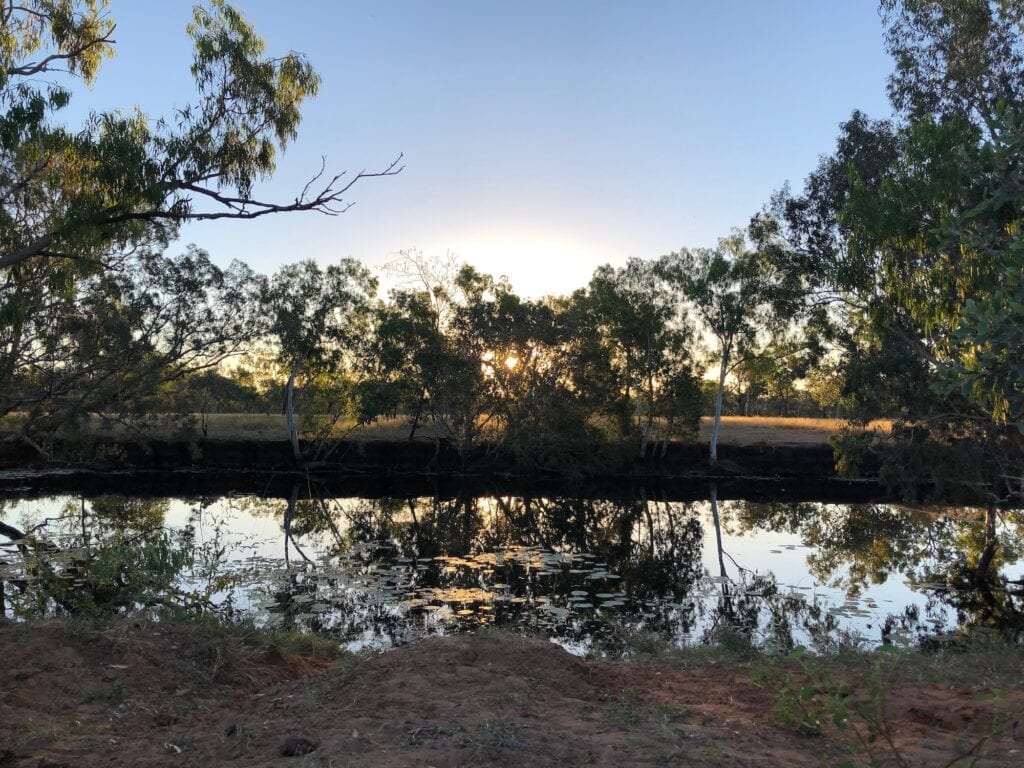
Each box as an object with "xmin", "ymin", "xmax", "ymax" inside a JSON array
[{"xmin": 0, "ymin": 620, "xmax": 1020, "ymax": 767}]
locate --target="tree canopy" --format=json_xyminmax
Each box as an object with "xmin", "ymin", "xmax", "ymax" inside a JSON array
[
  {"xmin": 754, "ymin": 0, "xmax": 1024, "ymax": 501},
  {"xmin": 0, "ymin": 0, "xmax": 401, "ymax": 274}
]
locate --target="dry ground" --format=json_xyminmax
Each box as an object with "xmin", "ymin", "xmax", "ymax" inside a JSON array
[{"xmin": 0, "ymin": 619, "xmax": 1019, "ymax": 768}]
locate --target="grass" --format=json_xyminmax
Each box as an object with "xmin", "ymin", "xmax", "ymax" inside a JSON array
[
  {"xmin": 2, "ymin": 412, "xmax": 892, "ymax": 446},
  {"xmin": 697, "ymin": 416, "xmax": 892, "ymax": 446}
]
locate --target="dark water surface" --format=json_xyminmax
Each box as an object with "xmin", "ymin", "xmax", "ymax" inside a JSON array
[{"xmin": 2, "ymin": 484, "xmax": 1021, "ymax": 654}]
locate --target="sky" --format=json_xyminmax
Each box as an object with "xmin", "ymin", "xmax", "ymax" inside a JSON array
[{"xmin": 71, "ymin": 1, "xmax": 894, "ymax": 298}]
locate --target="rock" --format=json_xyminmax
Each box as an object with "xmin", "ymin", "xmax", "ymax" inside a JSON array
[{"xmin": 279, "ymin": 736, "xmax": 318, "ymax": 757}]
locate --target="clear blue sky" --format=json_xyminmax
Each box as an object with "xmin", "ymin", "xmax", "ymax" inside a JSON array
[{"xmin": 78, "ymin": 1, "xmax": 893, "ymax": 297}]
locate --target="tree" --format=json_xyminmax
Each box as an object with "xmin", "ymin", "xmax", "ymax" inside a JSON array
[
  {"xmin": 1, "ymin": 1, "xmax": 400, "ymax": 446},
  {"xmin": 0, "ymin": 0, "xmax": 402, "ymax": 273},
  {"xmin": 2, "ymin": 246, "xmax": 263, "ymax": 449},
  {"xmin": 581, "ymin": 259, "xmax": 702, "ymax": 455},
  {"xmin": 805, "ymin": 358, "xmax": 848, "ymax": 419},
  {"xmin": 659, "ymin": 232, "xmax": 801, "ymax": 463},
  {"xmin": 361, "ymin": 250, "xmax": 466, "ymax": 441},
  {"xmin": 882, "ymin": 0, "xmax": 1024, "ymax": 127},
  {"xmin": 752, "ymin": 0, "xmax": 1024, "ymax": 501},
  {"xmin": 264, "ymin": 259, "xmax": 376, "ymax": 461}
]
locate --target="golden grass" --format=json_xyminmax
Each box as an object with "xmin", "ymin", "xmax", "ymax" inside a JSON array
[
  {"xmin": 2, "ymin": 412, "xmax": 891, "ymax": 446},
  {"xmin": 699, "ymin": 416, "xmax": 892, "ymax": 446},
  {"xmin": 195, "ymin": 414, "xmax": 446, "ymax": 441}
]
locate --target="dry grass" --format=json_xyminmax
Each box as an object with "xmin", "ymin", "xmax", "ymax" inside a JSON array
[
  {"xmin": 699, "ymin": 416, "xmax": 892, "ymax": 446},
  {"xmin": 195, "ymin": 414, "xmax": 447, "ymax": 441},
  {"xmin": 2, "ymin": 412, "xmax": 891, "ymax": 446}
]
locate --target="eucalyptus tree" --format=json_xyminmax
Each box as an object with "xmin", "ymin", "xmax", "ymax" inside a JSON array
[
  {"xmin": 0, "ymin": 0, "xmax": 400, "ymax": 274},
  {"xmin": 361, "ymin": 288, "xmax": 447, "ymax": 437},
  {"xmin": 461, "ymin": 280, "xmax": 603, "ymax": 468},
  {"xmin": 582, "ymin": 259, "xmax": 702, "ymax": 454},
  {"xmin": 753, "ymin": 0, "xmax": 1024, "ymax": 500},
  {"xmin": 1, "ymin": 1, "xmax": 399, "ymax": 445},
  {"xmin": 881, "ymin": 0, "xmax": 1024, "ymax": 127},
  {"xmin": 265, "ymin": 259, "xmax": 376, "ymax": 461},
  {"xmin": 659, "ymin": 233, "xmax": 801, "ymax": 463},
  {"xmin": 363, "ymin": 264, "xmax": 492, "ymax": 458},
  {"xmin": 2, "ymin": 246, "xmax": 263, "ymax": 450}
]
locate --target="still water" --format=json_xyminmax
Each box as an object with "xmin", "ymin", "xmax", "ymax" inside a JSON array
[{"xmin": 2, "ymin": 486, "xmax": 1021, "ymax": 654}]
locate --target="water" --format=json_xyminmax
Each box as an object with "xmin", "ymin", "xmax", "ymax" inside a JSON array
[{"xmin": 1, "ymin": 486, "xmax": 1021, "ymax": 654}]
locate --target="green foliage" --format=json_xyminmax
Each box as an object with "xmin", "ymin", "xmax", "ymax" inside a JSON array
[
  {"xmin": 580, "ymin": 258, "xmax": 702, "ymax": 450},
  {"xmin": 262, "ymin": 257, "xmax": 377, "ymax": 457},
  {"xmin": 756, "ymin": 1, "xmax": 1024, "ymax": 501},
  {"xmin": 1, "ymin": 1, "xmax": 396, "ymax": 448},
  {"xmin": 760, "ymin": 645, "xmax": 1004, "ymax": 767},
  {"xmin": 2, "ymin": 246, "xmax": 264, "ymax": 443},
  {"xmin": 0, "ymin": 0, "xmax": 344, "ymax": 275},
  {"xmin": 7, "ymin": 498, "xmax": 185, "ymax": 616},
  {"xmin": 659, "ymin": 231, "xmax": 805, "ymax": 459},
  {"xmin": 356, "ymin": 252, "xmax": 703, "ymax": 468}
]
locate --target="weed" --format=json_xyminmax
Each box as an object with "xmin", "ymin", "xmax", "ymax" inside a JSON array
[
  {"xmin": 473, "ymin": 718, "xmax": 524, "ymax": 749},
  {"xmin": 605, "ymin": 688, "xmax": 688, "ymax": 735},
  {"xmin": 715, "ymin": 625, "xmax": 757, "ymax": 658},
  {"xmin": 756, "ymin": 645, "xmax": 1007, "ymax": 767}
]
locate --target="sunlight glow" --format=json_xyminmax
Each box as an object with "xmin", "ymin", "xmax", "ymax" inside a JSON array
[{"xmin": 448, "ymin": 230, "xmax": 626, "ymax": 299}]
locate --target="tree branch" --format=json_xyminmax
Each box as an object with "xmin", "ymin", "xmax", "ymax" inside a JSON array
[{"xmin": 1, "ymin": 156, "xmax": 404, "ymax": 271}]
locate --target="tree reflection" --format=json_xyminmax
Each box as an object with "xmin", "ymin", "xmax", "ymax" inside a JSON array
[
  {"xmin": 5, "ymin": 489, "xmax": 1021, "ymax": 649},
  {"xmin": 725, "ymin": 500, "xmax": 1024, "ymax": 641},
  {"xmin": 0, "ymin": 495, "xmax": 205, "ymax": 616}
]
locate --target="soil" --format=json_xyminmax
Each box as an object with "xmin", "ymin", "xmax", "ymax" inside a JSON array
[{"xmin": 1, "ymin": 620, "xmax": 1021, "ymax": 767}]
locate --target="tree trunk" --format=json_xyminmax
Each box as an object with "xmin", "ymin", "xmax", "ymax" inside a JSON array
[
  {"xmin": 659, "ymin": 415, "xmax": 674, "ymax": 459},
  {"xmin": 284, "ymin": 355, "xmax": 306, "ymax": 463},
  {"xmin": 710, "ymin": 345, "xmax": 730, "ymax": 465},
  {"xmin": 640, "ymin": 361, "xmax": 655, "ymax": 458},
  {"xmin": 974, "ymin": 505, "xmax": 999, "ymax": 587},
  {"xmin": 283, "ymin": 483, "xmax": 298, "ymax": 567},
  {"xmin": 408, "ymin": 389, "xmax": 426, "ymax": 440}
]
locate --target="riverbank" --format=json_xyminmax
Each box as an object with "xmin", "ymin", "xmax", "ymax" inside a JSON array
[
  {"xmin": 0, "ymin": 618, "xmax": 1020, "ymax": 767},
  {"xmin": 0, "ymin": 417, "xmax": 883, "ymax": 485}
]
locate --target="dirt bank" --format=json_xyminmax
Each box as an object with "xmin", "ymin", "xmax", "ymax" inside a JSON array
[
  {"xmin": 0, "ymin": 436, "xmax": 857, "ymax": 480},
  {"xmin": 1, "ymin": 620, "xmax": 1020, "ymax": 767}
]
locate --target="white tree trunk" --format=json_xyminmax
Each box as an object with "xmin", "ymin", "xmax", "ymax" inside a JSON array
[
  {"xmin": 285, "ymin": 358, "xmax": 304, "ymax": 462},
  {"xmin": 710, "ymin": 345, "xmax": 730, "ymax": 464}
]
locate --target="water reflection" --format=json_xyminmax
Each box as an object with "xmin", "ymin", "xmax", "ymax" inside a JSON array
[{"xmin": 1, "ymin": 486, "xmax": 1021, "ymax": 653}]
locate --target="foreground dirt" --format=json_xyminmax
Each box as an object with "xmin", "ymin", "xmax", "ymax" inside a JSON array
[{"xmin": 0, "ymin": 621, "xmax": 1020, "ymax": 767}]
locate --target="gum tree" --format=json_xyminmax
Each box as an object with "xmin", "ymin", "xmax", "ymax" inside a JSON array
[
  {"xmin": 1, "ymin": 1, "xmax": 400, "ymax": 444},
  {"xmin": 659, "ymin": 233, "xmax": 800, "ymax": 464},
  {"xmin": 264, "ymin": 259, "xmax": 376, "ymax": 461},
  {"xmin": 755, "ymin": 0, "xmax": 1024, "ymax": 501},
  {"xmin": 0, "ymin": 0, "xmax": 401, "ymax": 273}
]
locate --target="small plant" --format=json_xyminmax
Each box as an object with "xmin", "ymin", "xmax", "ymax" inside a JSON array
[
  {"xmin": 757, "ymin": 646, "xmax": 996, "ymax": 768},
  {"xmin": 472, "ymin": 718, "xmax": 524, "ymax": 749}
]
